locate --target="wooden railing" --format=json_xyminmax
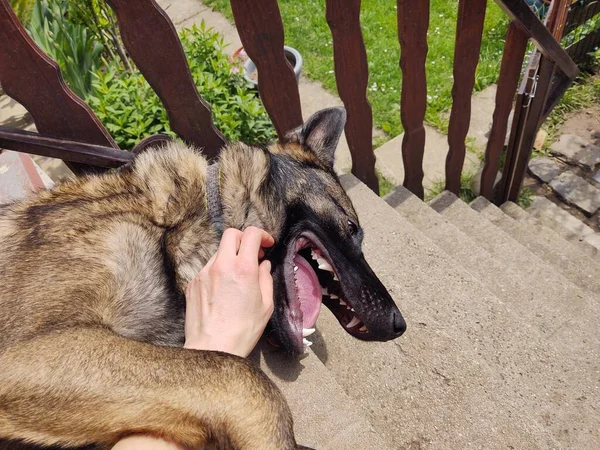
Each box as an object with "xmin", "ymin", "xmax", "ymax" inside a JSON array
[{"xmin": 0, "ymin": 0, "xmax": 580, "ymax": 203}]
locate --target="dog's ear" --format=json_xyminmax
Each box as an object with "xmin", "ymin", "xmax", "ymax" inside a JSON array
[{"xmin": 285, "ymin": 107, "xmax": 346, "ymax": 168}]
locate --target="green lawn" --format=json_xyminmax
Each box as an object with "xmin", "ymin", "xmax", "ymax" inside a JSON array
[{"xmin": 204, "ymin": 0, "xmax": 509, "ymax": 137}]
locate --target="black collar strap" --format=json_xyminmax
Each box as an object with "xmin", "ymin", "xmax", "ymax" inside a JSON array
[{"xmin": 206, "ymin": 162, "xmax": 224, "ymax": 238}]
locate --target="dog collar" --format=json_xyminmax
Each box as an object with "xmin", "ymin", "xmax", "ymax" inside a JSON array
[{"xmin": 206, "ymin": 162, "xmax": 224, "ymax": 238}]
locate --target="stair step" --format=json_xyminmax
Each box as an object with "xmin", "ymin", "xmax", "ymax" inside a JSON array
[
  {"xmin": 316, "ymin": 175, "xmax": 560, "ymax": 449},
  {"xmin": 525, "ymin": 196, "xmax": 600, "ymax": 262},
  {"xmin": 254, "ymin": 343, "xmax": 390, "ymax": 450},
  {"xmin": 387, "ymin": 186, "xmax": 600, "ymax": 447},
  {"xmin": 470, "ymin": 197, "xmax": 600, "ymax": 294}
]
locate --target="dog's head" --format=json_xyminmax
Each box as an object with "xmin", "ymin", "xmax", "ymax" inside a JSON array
[{"xmin": 258, "ymin": 107, "xmax": 406, "ymax": 355}]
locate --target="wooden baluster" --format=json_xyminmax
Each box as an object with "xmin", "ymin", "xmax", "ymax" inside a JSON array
[
  {"xmin": 326, "ymin": 0, "xmax": 378, "ymax": 193},
  {"xmin": 445, "ymin": 0, "xmax": 487, "ymax": 194},
  {"xmin": 479, "ymin": 22, "xmax": 528, "ymax": 199},
  {"xmin": 230, "ymin": 0, "xmax": 303, "ymax": 139},
  {"xmin": 0, "ymin": 0, "xmax": 117, "ymax": 175},
  {"xmin": 397, "ymin": 0, "xmax": 429, "ymax": 199},
  {"xmin": 106, "ymin": 0, "xmax": 226, "ymax": 160}
]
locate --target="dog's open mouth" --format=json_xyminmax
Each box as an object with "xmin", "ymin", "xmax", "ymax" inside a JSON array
[{"xmin": 282, "ymin": 232, "xmax": 369, "ymax": 352}]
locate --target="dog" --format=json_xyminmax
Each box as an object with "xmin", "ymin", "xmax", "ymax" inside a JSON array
[{"xmin": 0, "ymin": 107, "xmax": 406, "ymax": 449}]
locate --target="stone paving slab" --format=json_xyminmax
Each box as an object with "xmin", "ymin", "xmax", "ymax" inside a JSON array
[
  {"xmin": 549, "ymin": 134, "xmax": 600, "ymax": 170},
  {"xmin": 528, "ymin": 196, "xmax": 596, "ymax": 236},
  {"xmin": 528, "ymin": 156, "xmax": 562, "ymax": 183},
  {"xmin": 549, "ymin": 170, "xmax": 600, "ymax": 215}
]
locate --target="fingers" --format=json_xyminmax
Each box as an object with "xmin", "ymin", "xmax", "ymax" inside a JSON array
[
  {"xmin": 238, "ymin": 227, "xmax": 275, "ymax": 263},
  {"xmin": 258, "ymin": 260, "xmax": 274, "ymax": 315},
  {"xmin": 216, "ymin": 228, "xmax": 243, "ymax": 258}
]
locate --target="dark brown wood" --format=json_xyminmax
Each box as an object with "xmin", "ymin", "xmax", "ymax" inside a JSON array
[
  {"xmin": 499, "ymin": 0, "xmax": 574, "ymax": 203},
  {"xmin": 0, "ymin": 0, "xmax": 117, "ymax": 175},
  {"xmin": 325, "ymin": 0, "xmax": 378, "ymax": 193},
  {"xmin": 493, "ymin": 0, "xmax": 578, "ymax": 80},
  {"xmin": 500, "ymin": 57, "xmax": 556, "ymax": 202},
  {"xmin": 106, "ymin": 0, "xmax": 226, "ymax": 160},
  {"xmin": 132, "ymin": 134, "xmax": 173, "ymax": 155},
  {"xmin": 230, "ymin": 0, "xmax": 303, "ymax": 139},
  {"xmin": 0, "ymin": 126, "xmax": 135, "ymax": 168},
  {"xmin": 397, "ymin": 0, "xmax": 430, "ymax": 199},
  {"xmin": 565, "ymin": 0, "xmax": 600, "ymax": 35},
  {"xmin": 567, "ymin": 27, "xmax": 600, "ymax": 63},
  {"xmin": 445, "ymin": 0, "xmax": 488, "ymax": 194},
  {"xmin": 480, "ymin": 22, "xmax": 528, "ymax": 199}
]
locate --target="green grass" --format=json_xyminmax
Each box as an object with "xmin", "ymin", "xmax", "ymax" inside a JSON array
[
  {"xmin": 425, "ymin": 171, "xmax": 477, "ymax": 203},
  {"xmin": 204, "ymin": 0, "xmax": 509, "ymax": 137},
  {"xmin": 376, "ymin": 170, "xmax": 395, "ymax": 197}
]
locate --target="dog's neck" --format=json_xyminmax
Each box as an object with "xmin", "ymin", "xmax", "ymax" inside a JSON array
[
  {"xmin": 155, "ymin": 142, "xmax": 284, "ymax": 289},
  {"xmin": 217, "ymin": 142, "xmax": 283, "ymax": 236}
]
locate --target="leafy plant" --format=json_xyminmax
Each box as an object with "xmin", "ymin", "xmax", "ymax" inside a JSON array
[
  {"xmin": 10, "ymin": 0, "xmax": 36, "ymax": 25},
  {"xmin": 67, "ymin": 0, "xmax": 133, "ymax": 71},
  {"xmin": 27, "ymin": 0, "xmax": 103, "ymax": 98},
  {"xmin": 86, "ymin": 23, "xmax": 276, "ymax": 149}
]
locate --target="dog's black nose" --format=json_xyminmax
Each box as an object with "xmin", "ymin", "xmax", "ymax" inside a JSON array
[{"xmin": 393, "ymin": 311, "xmax": 407, "ymax": 336}]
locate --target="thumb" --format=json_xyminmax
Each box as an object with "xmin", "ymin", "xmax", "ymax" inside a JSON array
[{"xmin": 258, "ymin": 260, "xmax": 274, "ymax": 312}]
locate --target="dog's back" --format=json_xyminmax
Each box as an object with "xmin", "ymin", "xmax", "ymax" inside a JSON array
[{"xmin": 0, "ymin": 143, "xmax": 214, "ymax": 350}]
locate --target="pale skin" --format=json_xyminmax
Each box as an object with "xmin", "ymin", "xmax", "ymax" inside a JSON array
[{"xmin": 112, "ymin": 227, "xmax": 275, "ymax": 450}]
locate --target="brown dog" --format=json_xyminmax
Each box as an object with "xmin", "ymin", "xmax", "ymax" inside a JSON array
[{"xmin": 0, "ymin": 108, "xmax": 405, "ymax": 449}]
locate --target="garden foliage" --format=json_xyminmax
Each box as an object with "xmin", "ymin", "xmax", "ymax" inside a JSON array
[{"xmin": 86, "ymin": 24, "xmax": 276, "ymax": 149}]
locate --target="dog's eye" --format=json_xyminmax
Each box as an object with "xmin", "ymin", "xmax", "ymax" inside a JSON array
[{"xmin": 347, "ymin": 219, "xmax": 358, "ymax": 235}]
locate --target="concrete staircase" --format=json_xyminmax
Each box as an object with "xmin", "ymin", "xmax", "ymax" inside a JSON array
[{"xmin": 260, "ymin": 174, "xmax": 600, "ymax": 450}]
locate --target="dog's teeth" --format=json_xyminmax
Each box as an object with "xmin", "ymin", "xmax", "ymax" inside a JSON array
[
  {"xmin": 321, "ymin": 287, "xmax": 329, "ymax": 295},
  {"xmin": 359, "ymin": 325, "xmax": 368, "ymax": 332},
  {"xmin": 311, "ymin": 249, "xmax": 320, "ymax": 260},
  {"xmin": 303, "ymin": 328, "xmax": 315, "ymax": 337},
  {"xmin": 346, "ymin": 305, "xmax": 351, "ymax": 310},
  {"xmin": 339, "ymin": 299, "xmax": 346, "ymax": 306},
  {"xmin": 303, "ymin": 338, "xmax": 313, "ymax": 347},
  {"xmin": 294, "ymin": 265, "xmax": 298, "ymax": 272},
  {"xmin": 346, "ymin": 316, "xmax": 361, "ymax": 328},
  {"xmin": 333, "ymin": 274, "xmax": 339, "ymax": 281},
  {"xmin": 317, "ymin": 258, "xmax": 333, "ymax": 272},
  {"xmin": 330, "ymin": 293, "xmax": 338, "ymax": 299},
  {"xmin": 350, "ymin": 308, "xmax": 355, "ymax": 312}
]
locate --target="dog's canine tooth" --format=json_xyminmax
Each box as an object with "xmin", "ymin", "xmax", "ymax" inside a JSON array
[
  {"xmin": 359, "ymin": 325, "xmax": 368, "ymax": 332},
  {"xmin": 317, "ymin": 258, "xmax": 333, "ymax": 272},
  {"xmin": 333, "ymin": 273, "xmax": 339, "ymax": 281},
  {"xmin": 346, "ymin": 316, "xmax": 361, "ymax": 328},
  {"xmin": 302, "ymin": 328, "xmax": 315, "ymax": 337}
]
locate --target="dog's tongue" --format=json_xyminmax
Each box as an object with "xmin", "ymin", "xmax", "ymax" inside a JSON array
[{"xmin": 294, "ymin": 254, "xmax": 322, "ymax": 328}]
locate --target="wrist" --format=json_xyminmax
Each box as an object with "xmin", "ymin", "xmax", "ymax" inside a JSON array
[{"xmin": 184, "ymin": 333, "xmax": 248, "ymax": 357}]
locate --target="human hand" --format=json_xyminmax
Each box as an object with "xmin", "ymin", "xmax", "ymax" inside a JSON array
[{"xmin": 184, "ymin": 227, "xmax": 275, "ymax": 357}]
